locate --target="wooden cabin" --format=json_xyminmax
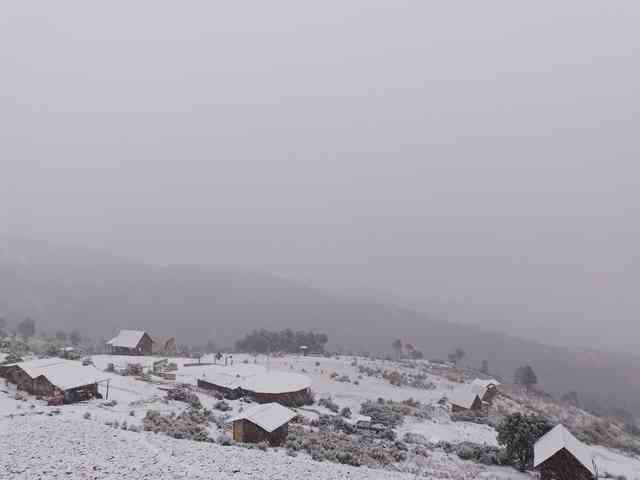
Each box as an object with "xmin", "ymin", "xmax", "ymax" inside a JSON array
[
  {"xmin": 534, "ymin": 424, "xmax": 595, "ymax": 480},
  {"xmin": 106, "ymin": 330, "xmax": 153, "ymax": 355},
  {"xmin": 1, "ymin": 358, "xmax": 107, "ymax": 403},
  {"xmin": 230, "ymin": 403, "xmax": 296, "ymax": 446}
]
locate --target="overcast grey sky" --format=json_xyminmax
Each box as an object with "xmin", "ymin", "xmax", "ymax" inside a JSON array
[{"xmin": 1, "ymin": 1, "xmax": 639, "ymax": 353}]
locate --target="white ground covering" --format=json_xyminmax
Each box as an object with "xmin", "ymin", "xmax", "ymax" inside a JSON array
[
  {"xmin": 1, "ymin": 353, "xmax": 639, "ymax": 479},
  {"xmin": 0, "ymin": 415, "xmax": 419, "ymax": 480}
]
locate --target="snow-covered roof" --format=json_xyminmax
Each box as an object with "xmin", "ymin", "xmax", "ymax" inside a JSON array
[
  {"xmin": 449, "ymin": 386, "xmax": 482, "ymax": 409},
  {"xmin": 240, "ymin": 371, "xmax": 312, "ymax": 394},
  {"xmin": 9, "ymin": 358, "xmax": 109, "ymax": 391},
  {"xmin": 470, "ymin": 378, "xmax": 500, "ymax": 397},
  {"xmin": 106, "ymin": 330, "xmax": 149, "ymax": 348},
  {"xmin": 200, "ymin": 372, "xmax": 244, "ymax": 390},
  {"xmin": 230, "ymin": 402, "xmax": 297, "ymax": 432},
  {"xmin": 3, "ymin": 358, "xmax": 69, "ymax": 376},
  {"xmin": 534, "ymin": 424, "xmax": 594, "ymax": 474},
  {"xmin": 38, "ymin": 363, "xmax": 109, "ymax": 390},
  {"xmin": 471, "ymin": 378, "xmax": 500, "ymax": 389}
]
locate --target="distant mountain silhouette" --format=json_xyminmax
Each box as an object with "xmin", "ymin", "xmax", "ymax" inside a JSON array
[{"xmin": 1, "ymin": 236, "xmax": 639, "ymax": 417}]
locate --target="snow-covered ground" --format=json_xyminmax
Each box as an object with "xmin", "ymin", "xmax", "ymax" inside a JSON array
[{"xmin": 1, "ymin": 353, "xmax": 640, "ymax": 479}]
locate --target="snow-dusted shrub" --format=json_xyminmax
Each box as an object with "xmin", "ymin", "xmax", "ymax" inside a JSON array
[
  {"xmin": 317, "ymin": 415, "xmax": 357, "ymax": 434},
  {"xmin": 166, "ymin": 386, "xmax": 201, "ymax": 408},
  {"xmin": 455, "ymin": 442, "xmax": 507, "ymax": 465},
  {"xmin": 318, "ymin": 396, "xmax": 339, "ymax": 413},
  {"xmin": 2, "ymin": 352, "xmax": 23, "ymax": 364},
  {"xmin": 360, "ymin": 399, "xmax": 405, "ymax": 427},
  {"xmin": 213, "ymin": 400, "xmax": 230, "ymax": 411},
  {"xmin": 217, "ymin": 434, "xmax": 233, "ymax": 446},
  {"xmin": 497, "ymin": 413, "xmax": 552, "ymax": 471},
  {"xmin": 340, "ymin": 407, "xmax": 352, "ymax": 418},
  {"xmin": 142, "ymin": 408, "xmax": 212, "ymax": 442},
  {"xmin": 83, "ymin": 412, "xmax": 91, "ymax": 420}
]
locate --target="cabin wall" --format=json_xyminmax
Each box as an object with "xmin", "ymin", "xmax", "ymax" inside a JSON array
[
  {"xmin": 539, "ymin": 449, "xmax": 593, "ymax": 480},
  {"xmin": 8, "ymin": 368, "xmax": 58, "ymax": 397},
  {"xmin": 197, "ymin": 379, "xmax": 241, "ymax": 399},
  {"xmin": 232, "ymin": 420, "xmax": 289, "ymax": 446},
  {"xmin": 138, "ymin": 334, "xmax": 153, "ymax": 355}
]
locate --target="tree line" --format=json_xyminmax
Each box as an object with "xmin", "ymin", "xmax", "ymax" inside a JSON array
[{"xmin": 235, "ymin": 329, "xmax": 328, "ymax": 354}]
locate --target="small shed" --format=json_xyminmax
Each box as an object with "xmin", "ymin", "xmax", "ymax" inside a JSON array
[
  {"xmin": 106, "ymin": 330, "xmax": 153, "ymax": 355},
  {"xmin": 534, "ymin": 424, "xmax": 595, "ymax": 480},
  {"xmin": 230, "ymin": 402, "xmax": 296, "ymax": 445},
  {"xmin": 240, "ymin": 371, "xmax": 312, "ymax": 407},
  {"xmin": 470, "ymin": 378, "xmax": 501, "ymax": 403},
  {"xmin": 449, "ymin": 387, "xmax": 483, "ymax": 413}
]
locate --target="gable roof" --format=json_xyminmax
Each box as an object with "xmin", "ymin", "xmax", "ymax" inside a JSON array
[
  {"xmin": 38, "ymin": 363, "xmax": 109, "ymax": 390},
  {"xmin": 230, "ymin": 402, "xmax": 296, "ymax": 432},
  {"xmin": 449, "ymin": 386, "xmax": 482, "ymax": 409},
  {"xmin": 470, "ymin": 378, "xmax": 500, "ymax": 398},
  {"xmin": 9, "ymin": 358, "xmax": 109, "ymax": 391},
  {"xmin": 3, "ymin": 357, "xmax": 68, "ymax": 375},
  {"xmin": 534, "ymin": 424, "xmax": 595, "ymax": 474},
  {"xmin": 106, "ymin": 330, "xmax": 149, "ymax": 348}
]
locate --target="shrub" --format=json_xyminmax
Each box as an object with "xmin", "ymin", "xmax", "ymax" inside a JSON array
[
  {"xmin": 143, "ymin": 408, "xmax": 212, "ymax": 442},
  {"xmin": 214, "ymin": 400, "xmax": 231, "ymax": 412},
  {"xmin": 360, "ymin": 400, "xmax": 405, "ymax": 427},
  {"xmin": 496, "ymin": 413, "xmax": 552, "ymax": 471},
  {"xmin": 318, "ymin": 397, "xmax": 340, "ymax": 413}
]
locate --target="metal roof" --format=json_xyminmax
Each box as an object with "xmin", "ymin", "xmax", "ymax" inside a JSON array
[
  {"xmin": 230, "ymin": 402, "xmax": 296, "ymax": 433},
  {"xmin": 534, "ymin": 424, "xmax": 595, "ymax": 474}
]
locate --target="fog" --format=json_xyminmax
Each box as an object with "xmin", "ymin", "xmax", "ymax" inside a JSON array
[{"xmin": 1, "ymin": 1, "xmax": 639, "ymax": 353}]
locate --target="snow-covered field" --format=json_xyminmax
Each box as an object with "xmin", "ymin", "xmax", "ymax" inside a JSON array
[{"xmin": 1, "ymin": 353, "xmax": 639, "ymax": 479}]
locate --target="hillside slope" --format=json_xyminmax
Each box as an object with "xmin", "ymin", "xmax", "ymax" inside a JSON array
[{"xmin": 1, "ymin": 236, "xmax": 639, "ymax": 417}]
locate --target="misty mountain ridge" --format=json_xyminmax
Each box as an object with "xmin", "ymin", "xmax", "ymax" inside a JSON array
[{"xmin": 1, "ymin": 235, "xmax": 640, "ymax": 418}]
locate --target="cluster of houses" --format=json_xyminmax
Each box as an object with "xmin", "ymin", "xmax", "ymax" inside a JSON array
[
  {"xmin": 449, "ymin": 378, "xmax": 597, "ymax": 478},
  {"xmin": 0, "ymin": 330, "xmax": 600, "ymax": 474}
]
